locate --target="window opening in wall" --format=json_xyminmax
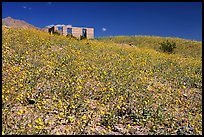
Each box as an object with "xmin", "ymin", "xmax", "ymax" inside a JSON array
[
  {"xmin": 82, "ymin": 28, "xmax": 87, "ymax": 38},
  {"xmin": 67, "ymin": 28, "xmax": 72, "ymax": 34},
  {"xmin": 58, "ymin": 26, "xmax": 62, "ymax": 31},
  {"xmin": 67, "ymin": 28, "xmax": 72, "ymax": 37}
]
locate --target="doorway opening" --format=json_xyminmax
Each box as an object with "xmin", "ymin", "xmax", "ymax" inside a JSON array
[{"xmin": 82, "ymin": 28, "xmax": 87, "ymax": 38}]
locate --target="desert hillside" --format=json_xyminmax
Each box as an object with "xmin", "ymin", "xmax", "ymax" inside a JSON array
[
  {"xmin": 97, "ymin": 36, "xmax": 202, "ymax": 59},
  {"xmin": 2, "ymin": 17, "xmax": 40, "ymax": 30},
  {"xmin": 2, "ymin": 27, "xmax": 202, "ymax": 135}
]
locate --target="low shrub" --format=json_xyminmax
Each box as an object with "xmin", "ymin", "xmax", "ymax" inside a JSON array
[{"xmin": 159, "ymin": 40, "xmax": 176, "ymax": 53}]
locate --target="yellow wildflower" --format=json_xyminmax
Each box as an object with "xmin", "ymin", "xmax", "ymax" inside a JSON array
[
  {"xmin": 56, "ymin": 132, "xmax": 60, "ymax": 135},
  {"xmin": 108, "ymin": 126, "xmax": 111, "ymax": 130},
  {"xmin": 127, "ymin": 123, "xmax": 131, "ymax": 129},
  {"xmin": 117, "ymin": 105, "xmax": 121, "ymax": 109},
  {"xmin": 81, "ymin": 115, "xmax": 86, "ymax": 120},
  {"xmin": 79, "ymin": 86, "xmax": 82, "ymax": 90},
  {"xmin": 71, "ymin": 105, "xmax": 75, "ymax": 109},
  {"xmin": 38, "ymin": 105, "xmax": 42, "ymax": 110},
  {"xmin": 28, "ymin": 124, "xmax": 32, "ymax": 128},
  {"xmin": 20, "ymin": 84, "xmax": 23, "ymax": 87},
  {"xmin": 101, "ymin": 111, "xmax": 105, "ymax": 115},
  {"xmin": 92, "ymin": 128, "xmax": 95, "ymax": 132}
]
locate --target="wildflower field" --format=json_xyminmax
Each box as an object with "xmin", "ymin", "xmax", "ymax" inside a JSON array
[
  {"xmin": 2, "ymin": 27, "xmax": 202, "ymax": 135},
  {"xmin": 97, "ymin": 36, "xmax": 202, "ymax": 59}
]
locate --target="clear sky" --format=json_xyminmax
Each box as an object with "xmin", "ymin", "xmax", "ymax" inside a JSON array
[{"xmin": 2, "ymin": 2, "xmax": 202, "ymax": 41}]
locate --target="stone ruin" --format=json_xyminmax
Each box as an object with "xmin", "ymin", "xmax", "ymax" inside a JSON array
[{"xmin": 46, "ymin": 25, "xmax": 94, "ymax": 39}]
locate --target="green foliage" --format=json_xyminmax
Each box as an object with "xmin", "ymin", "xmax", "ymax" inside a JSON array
[
  {"xmin": 159, "ymin": 40, "xmax": 176, "ymax": 53},
  {"xmin": 101, "ymin": 112, "xmax": 117, "ymax": 128}
]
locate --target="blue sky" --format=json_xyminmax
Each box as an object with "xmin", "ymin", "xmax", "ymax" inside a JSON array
[{"xmin": 2, "ymin": 2, "xmax": 202, "ymax": 41}]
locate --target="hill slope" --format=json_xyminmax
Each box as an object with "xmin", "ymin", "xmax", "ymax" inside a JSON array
[
  {"xmin": 2, "ymin": 27, "xmax": 202, "ymax": 135},
  {"xmin": 97, "ymin": 36, "xmax": 202, "ymax": 59},
  {"xmin": 2, "ymin": 17, "xmax": 39, "ymax": 29}
]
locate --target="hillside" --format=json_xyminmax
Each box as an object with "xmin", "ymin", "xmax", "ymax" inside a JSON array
[
  {"xmin": 2, "ymin": 17, "xmax": 39, "ymax": 29},
  {"xmin": 2, "ymin": 27, "xmax": 202, "ymax": 135},
  {"xmin": 97, "ymin": 36, "xmax": 202, "ymax": 59}
]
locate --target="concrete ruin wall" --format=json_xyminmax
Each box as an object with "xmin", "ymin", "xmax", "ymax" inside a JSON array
[
  {"xmin": 54, "ymin": 26, "xmax": 58, "ymax": 32},
  {"xmin": 86, "ymin": 28, "xmax": 94, "ymax": 39},
  {"xmin": 62, "ymin": 26, "xmax": 68, "ymax": 36},
  {"xmin": 71, "ymin": 27, "xmax": 83, "ymax": 39},
  {"xmin": 48, "ymin": 25, "xmax": 94, "ymax": 39}
]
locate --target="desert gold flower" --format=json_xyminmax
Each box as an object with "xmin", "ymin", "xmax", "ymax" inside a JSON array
[
  {"xmin": 103, "ymin": 129, "xmax": 106, "ymax": 134},
  {"xmin": 60, "ymin": 112, "xmax": 64, "ymax": 117},
  {"xmin": 56, "ymin": 132, "xmax": 60, "ymax": 135},
  {"xmin": 107, "ymin": 126, "xmax": 111, "ymax": 129},
  {"xmin": 92, "ymin": 128, "xmax": 95, "ymax": 132},
  {"xmin": 65, "ymin": 129, "xmax": 69, "ymax": 132},
  {"xmin": 71, "ymin": 105, "xmax": 75, "ymax": 109},
  {"xmin": 101, "ymin": 111, "xmax": 105, "ymax": 115},
  {"xmin": 183, "ymin": 85, "xmax": 186, "ymax": 89},
  {"xmin": 38, "ymin": 105, "xmax": 42, "ymax": 110},
  {"xmin": 81, "ymin": 115, "xmax": 86, "ymax": 120},
  {"xmin": 117, "ymin": 105, "xmax": 121, "ymax": 109},
  {"xmin": 28, "ymin": 123, "xmax": 32, "ymax": 128},
  {"xmin": 79, "ymin": 86, "xmax": 82, "ymax": 90},
  {"xmin": 127, "ymin": 124, "xmax": 131, "ymax": 129}
]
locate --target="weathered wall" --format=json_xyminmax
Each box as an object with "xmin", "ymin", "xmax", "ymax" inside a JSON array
[
  {"xmin": 62, "ymin": 26, "xmax": 68, "ymax": 36},
  {"xmin": 86, "ymin": 28, "xmax": 94, "ymax": 39},
  {"xmin": 72, "ymin": 27, "xmax": 82, "ymax": 39},
  {"xmin": 54, "ymin": 26, "xmax": 58, "ymax": 32},
  {"xmin": 48, "ymin": 26, "xmax": 94, "ymax": 39}
]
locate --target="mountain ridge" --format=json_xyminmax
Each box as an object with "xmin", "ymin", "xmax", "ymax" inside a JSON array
[{"xmin": 2, "ymin": 16, "xmax": 42, "ymax": 30}]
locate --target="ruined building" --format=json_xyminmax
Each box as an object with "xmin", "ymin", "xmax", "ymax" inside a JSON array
[{"xmin": 47, "ymin": 25, "xmax": 94, "ymax": 39}]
